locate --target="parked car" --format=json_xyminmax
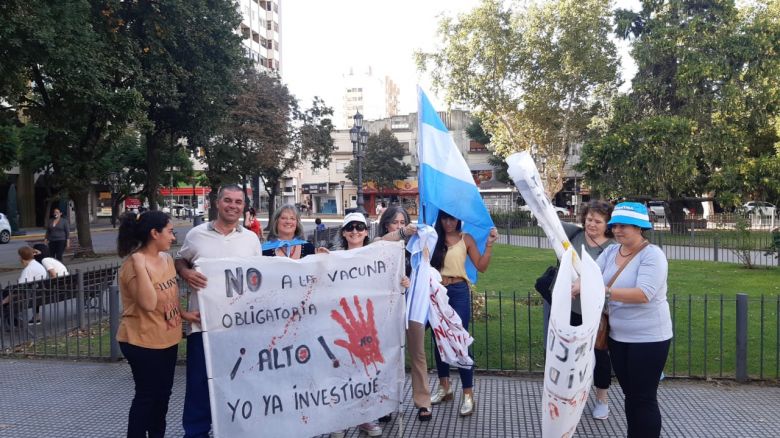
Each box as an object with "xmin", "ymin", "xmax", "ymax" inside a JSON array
[
  {"xmin": 647, "ymin": 201, "xmax": 689, "ymax": 221},
  {"xmin": 743, "ymin": 201, "xmax": 777, "ymax": 217},
  {"xmin": 0, "ymin": 212, "xmax": 11, "ymax": 244},
  {"xmin": 519, "ymin": 204, "xmax": 570, "ymax": 217}
]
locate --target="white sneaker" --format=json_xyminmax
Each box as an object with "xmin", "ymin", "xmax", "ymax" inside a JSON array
[
  {"xmin": 330, "ymin": 430, "xmax": 346, "ymax": 438},
  {"xmin": 592, "ymin": 399, "xmax": 609, "ymax": 420},
  {"xmin": 358, "ymin": 421, "xmax": 382, "ymax": 436}
]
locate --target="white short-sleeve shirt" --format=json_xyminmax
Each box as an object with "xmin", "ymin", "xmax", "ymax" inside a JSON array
[
  {"xmin": 41, "ymin": 257, "xmax": 69, "ymax": 277},
  {"xmin": 177, "ymin": 222, "xmax": 261, "ymax": 333},
  {"xmin": 19, "ymin": 261, "xmax": 48, "ymax": 284}
]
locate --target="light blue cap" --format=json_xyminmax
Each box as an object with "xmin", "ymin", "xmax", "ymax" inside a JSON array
[{"xmin": 607, "ymin": 202, "xmax": 652, "ymax": 230}]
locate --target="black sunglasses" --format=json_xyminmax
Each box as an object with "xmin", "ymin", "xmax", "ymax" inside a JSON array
[{"xmin": 344, "ymin": 222, "xmax": 367, "ymax": 232}]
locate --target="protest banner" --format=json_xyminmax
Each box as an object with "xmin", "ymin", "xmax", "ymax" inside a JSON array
[
  {"xmin": 196, "ymin": 241, "xmax": 406, "ymax": 438},
  {"xmin": 542, "ymin": 248, "xmax": 605, "ymax": 437}
]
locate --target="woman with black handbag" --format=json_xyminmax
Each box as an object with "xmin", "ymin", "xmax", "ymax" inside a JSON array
[{"xmin": 537, "ymin": 200, "xmax": 615, "ymax": 419}]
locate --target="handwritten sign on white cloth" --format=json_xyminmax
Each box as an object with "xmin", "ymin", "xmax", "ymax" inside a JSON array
[
  {"xmin": 542, "ymin": 247, "xmax": 605, "ymax": 437},
  {"xmin": 196, "ymin": 241, "xmax": 406, "ymax": 438}
]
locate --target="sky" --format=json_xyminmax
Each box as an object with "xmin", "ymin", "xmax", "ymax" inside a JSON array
[{"xmin": 281, "ymin": 0, "xmax": 639, "ymax": 128}]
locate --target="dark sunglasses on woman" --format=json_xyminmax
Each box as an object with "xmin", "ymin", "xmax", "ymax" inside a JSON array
[{"xmin": 344, "ymin": 222, "xmax": 367, "ymax": 232}]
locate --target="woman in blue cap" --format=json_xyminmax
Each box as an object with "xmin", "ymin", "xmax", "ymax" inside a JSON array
[{"xmin": 584, "ymin": 202, "xmax": 672, "ymax": 437}]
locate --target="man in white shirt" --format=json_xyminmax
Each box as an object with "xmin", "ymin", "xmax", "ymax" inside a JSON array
[
  {"xmin": 33, "ymin": 243, "xmax": 69, "ymax": 278},
  {"xmin": 175, "ymin": 185, "xmax": 261, "ymax": 438}
]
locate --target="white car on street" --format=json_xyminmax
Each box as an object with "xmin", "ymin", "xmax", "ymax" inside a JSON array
[
  {"xmin": 519, "ymin": 204, "xmax": 570, "ymax": 217},
  {"xmin": 743, "ymin": 201, "xmax": 777, "ymax": 217},
  {"xmin": 0, "ymin": 212, "xmax": 11, "ymax": 244}
]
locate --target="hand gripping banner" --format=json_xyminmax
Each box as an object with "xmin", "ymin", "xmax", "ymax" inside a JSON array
[{"xmin": 195, "ymin": 241, "xmax": 406, "ymax": 438}]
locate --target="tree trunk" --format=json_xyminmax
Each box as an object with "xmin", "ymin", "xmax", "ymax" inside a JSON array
[
  {"xmin": 71, "ymin": 189, "xmax": 95, "ymax": 257},
  {"xmin": 668, "ymin": 199, "xmax": 687, "ymax": 234},
  {"xmin": 251, "ymin": 174, "xmax": 260, "ymax": 212},
  {"xmin": 266, "ymin": 187, "xmax": 277, "ymax": 225},
  {"xmin": 146, "ymin": 132, "xmax": 162, "ymax": 210},
  {"xmin": 208, "ymin": 184, "xmax": 220, "ymax": 221}
]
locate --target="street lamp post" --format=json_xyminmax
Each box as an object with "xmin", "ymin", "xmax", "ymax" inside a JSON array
[
  {"xmin": 339, "ymin": 180, "xmax": 345, "ymax": 215},
  {"xmin": 349, "ymin": 111, "xmax": 368, "ymax": 214}
]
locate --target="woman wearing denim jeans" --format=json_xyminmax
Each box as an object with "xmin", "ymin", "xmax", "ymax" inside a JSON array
[{"xmin": 429, "ymin": 211, "xmax": 498, "ymax": 417}]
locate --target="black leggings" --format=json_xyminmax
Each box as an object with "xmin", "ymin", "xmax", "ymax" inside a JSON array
[
  {"xmin": 569, "ymin": 312, "xmax": 611, "ymax": 389},
  {"xmin": 120, "ymin": 342, "xmax": 179, "ymax": 438},
  {"xmin": 609, "ymin": 338, "xmax": 671, "ymax": 438},
  {"xmin": 48, "ymin": 240, "xmax": 67, "ymax": 261}
]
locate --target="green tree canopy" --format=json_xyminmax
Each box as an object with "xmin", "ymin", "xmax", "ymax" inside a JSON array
[
  {"xmin": 417, "ymin": 0, "xmax": 619, "ymax": 198},
  {"xmin": 344, "ymin": 129, "xmax": 411, "ymax": 190}
]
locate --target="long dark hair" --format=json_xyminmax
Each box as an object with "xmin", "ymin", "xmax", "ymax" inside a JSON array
[
  {"xmin": 32, "ymin": 243, "xmax": 50, "ymax": 263},
  {"xmin": 117, "ymin": 211, "xmax": 170, "ymax": 257},
  {"xmin": 430, "ymin": 210, "xmax": 461, "ymax": 271},
  {"xmin": 377, "ymin": 206, "xmax": 410, "ymax": 237}
]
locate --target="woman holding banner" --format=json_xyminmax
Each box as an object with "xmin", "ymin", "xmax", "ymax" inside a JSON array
[
  {"xmin": 116, "ymin": 211, "xmax": 193, "ymax": 438},
  {"xmin": 330, "ymin": 212, "xmax": 411, "ymax": 438},
  {"xmin": 594, "ymin": 202, "xmax": 672, "ymax": 437},
  {"xmin": 429, "ymin": 211, "xmax": 498, "ymax": 417},
  {"xmin": 375, "ymin": 206, "xmax": 433, "ymax": 421},
  {"xmin": 262, "ymin": 204, "xmax": 321, "ymax": 258},
  {"xmin": 560, "ymin": 200, "xmax": 615, "ymax": 420}
]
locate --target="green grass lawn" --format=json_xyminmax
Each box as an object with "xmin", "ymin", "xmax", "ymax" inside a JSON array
[{"xmin": 424, "ymin": 244, "xmax": 780, "ymax": 380}]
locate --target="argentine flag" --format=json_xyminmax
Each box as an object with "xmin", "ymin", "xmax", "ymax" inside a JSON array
[{"xmin": 417, "ymin": 87, "xmax": 495, "ymax": 283}]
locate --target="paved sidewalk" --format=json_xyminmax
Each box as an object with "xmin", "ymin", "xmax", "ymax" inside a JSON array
[{"xmin": 1, "ymin": 358, "xmax": 779, "ymax": 437}]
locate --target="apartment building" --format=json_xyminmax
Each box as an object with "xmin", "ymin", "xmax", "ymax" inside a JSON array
[
  {"xmin": 341, "ymin": 66, "xmax": 400, "ymax": 128},
  {"xmin": 237, "ymin": 0, "xmax": 282, "ymax": 74}
]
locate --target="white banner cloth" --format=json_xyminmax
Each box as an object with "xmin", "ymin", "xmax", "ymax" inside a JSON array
[
  {"xmin": 542, "ymin": 247, "xmax": 605, "ymax": 437},
  {"xmin": 196, "ymin": 241, "xmax": 406, "ymax": 438},
  {"xmin": 406, "ymin": 224, "xmax": 474, "ymax": 368}
]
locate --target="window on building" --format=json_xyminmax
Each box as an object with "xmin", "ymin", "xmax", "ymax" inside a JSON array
[
  {"xmin": 336, "ymin": 161, "xmax": 347, "ymax": 172},
  {"xmin": 469, "ymin": 140, "xmax": 488, "ymax": 152}
]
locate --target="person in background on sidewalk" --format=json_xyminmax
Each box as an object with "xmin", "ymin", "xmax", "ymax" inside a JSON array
[
  {"xmin": 32, "ymin": 243, "xmax": 69, "ymax": 278},
  {"xmin": 244, "ymin": 207, "xmax": 264, "ymax": 241},
  {"xmin": 175, "ymin": 185, "xmax": 261, "ymax": 438},
  {"xmin": 429, "ymin": 211, "xmax": 498, "ymax": 417},
  {"xmin": 2, "ymin": 247, "xmax": 48, "ymax": 325},
  {"xmin": 116, "ymin": 210, "xmax": 190, "ymax": 438},
  {"xmin": 44, "ymin": 207, "xmax": 70, "ymax": 261},
  {"xmin": 27, "ymin": 243, "xmax": 69, "ymax": 324}
]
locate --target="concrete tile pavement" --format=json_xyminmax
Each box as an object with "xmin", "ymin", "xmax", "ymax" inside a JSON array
[{"xmin": 1, "ymin": 358, "xmax": 779, "ymax": 437}]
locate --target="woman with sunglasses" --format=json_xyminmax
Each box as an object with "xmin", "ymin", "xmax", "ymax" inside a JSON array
[
  {"xmin": 330, "ymin": 212, "xmax": 410, "ymax": 438},
  {"xmin": 429, "ymin": 211, "xmax": 498, "ymax": 417}
]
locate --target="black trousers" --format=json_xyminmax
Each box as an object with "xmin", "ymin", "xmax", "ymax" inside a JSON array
[
  {"xmin": 120, "ymin": 342, "xmax": 179, "ymax": 438},
  {"xmin": 609, "ymin": 337, "xmax": 671, "ymax": 438},
  {"xmin": 48, "ymin": 239, "xmax": 67, "ymax": 261}
]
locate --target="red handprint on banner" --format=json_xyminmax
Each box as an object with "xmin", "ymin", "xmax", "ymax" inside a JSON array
[{"xmin": 331, "ymin": 295, "xmax": 384, "ymax": 374}]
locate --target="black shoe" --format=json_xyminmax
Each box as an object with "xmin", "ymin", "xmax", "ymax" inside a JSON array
[
  {"xmin": 417, "ymin": 407, "xmax": 432, "ymax": 422},
  {"xmin": 378, "ymin": 414, "xmax": 392, "ymax": 423}
]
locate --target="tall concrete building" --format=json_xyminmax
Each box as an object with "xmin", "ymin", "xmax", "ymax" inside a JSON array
[
  {"xmin": 237, "ymin": 0, "xmax": 282, "ymax": 74},
  {"xmin": 341, "ymin": 66, "xmax": 399, "ymax": 128}
]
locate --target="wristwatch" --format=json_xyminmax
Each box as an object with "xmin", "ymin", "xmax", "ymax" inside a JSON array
[{"xmin": 605, "ymin": 287, "xmax": 612, "ymax": 300}]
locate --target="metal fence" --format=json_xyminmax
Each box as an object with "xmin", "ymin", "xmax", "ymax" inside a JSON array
[
  {"xmin": 491, "ymin": 214, "xmax": 780, "ymax": 267},
  {"xmin": 3, "ymin": 268, "xmax": 779, "ymax": 382},
  {"xmin": 1, "ymin": 264, "xmax": 119, "ymax": 359}
]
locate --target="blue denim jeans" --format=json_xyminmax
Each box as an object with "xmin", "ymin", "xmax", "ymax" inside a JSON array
[
  {"xmin": 432, "ymin": 281, "xmax": 474, "ymax": 389},
  {"xmin": 183, "ymin": 332, "xmax": 211, "ymax": 438}
]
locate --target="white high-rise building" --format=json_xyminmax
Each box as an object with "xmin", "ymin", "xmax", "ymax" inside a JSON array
[
  {"xmin": 341, "ymin": 66, "xmax": 399, "ymax": 128},
  {"xmin": 237, "ymin": 0, "xmax": 282, "ymax": 74}
]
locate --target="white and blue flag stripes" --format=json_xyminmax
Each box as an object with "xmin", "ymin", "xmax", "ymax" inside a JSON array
[{"xmin": 416, "ymin": 87, "xmax": 495, "ymax": 283}]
